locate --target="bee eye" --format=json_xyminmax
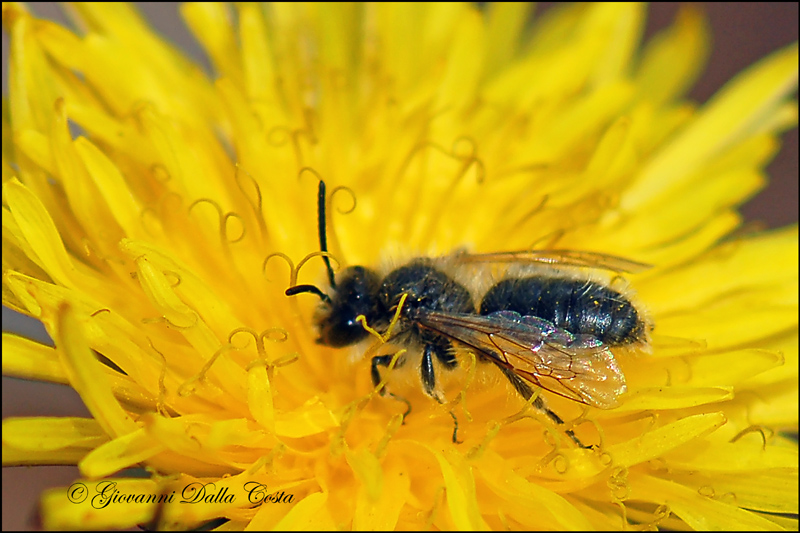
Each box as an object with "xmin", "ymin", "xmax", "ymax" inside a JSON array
[{"xmin": 318, "ymin": 312, "xmax": 369, "ymax": 347}]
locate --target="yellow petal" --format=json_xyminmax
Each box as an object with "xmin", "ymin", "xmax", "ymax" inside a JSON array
[
  {"xmin": 2, "ymin": 333, "xmax": 65, "ymax": 383},
  {"xmin": 624, "ymin": 43, "xmax": 799, "ymax": 210},
  {"xmin": 430, "ymin": 447, "xmax": 490, "ymax": 530},
  {"xmin": 2, "ymin": 417, "xmax": 107, "ymax": 465},
  {"xmin": 477, "ymin": 450, "xmax": 593, "ymax": 530},
  {"xmin": 273, "ymin": 491, "xmax": 336, "ymax": 529},
  {"xmin": 663, "ymin": 439, "xmax": 798, "ymax": 472},
  {"xmin": 79, "ymin": 427, "xmax": 165, "ymax": 478},
  {"xmin": 607, "ymin": 412, "xmax": 726, "ymax": 468},
  {"xmin": 484, "ymin": 3, "xmax": 534, "ymax": 78},
  {"xmin": 635, "ymin": 5, "xmax": 709, "ymax": 104},
  {"xmin": 620, "ymin": 387, "xmax": 733, "ymax": 410},
  {"xmin": 631, "ymin": 474, "xmax": 786, "ymax": 530},
  {"xmin": 53, "ymin": 303, "xmax": 138, "ymax": 438},
  {"xmin": 40, "ymin": 478, "xmax": 161, "ymax": 530},
  {"xmin": 352, "ymin": 454, "xmax": 409, "ymax": 530},
  {"xmin": 247, "ymin": 363, "xmax": 275, "ymax": 431}
]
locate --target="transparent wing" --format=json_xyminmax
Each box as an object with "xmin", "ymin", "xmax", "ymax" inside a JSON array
[
  {"xmin": 418, "ymin": 310, "xmax": 627, "ymax": 409},
  {"xmin": 453, "ymin": 249, "xmax": 651, "ymax": 274}
]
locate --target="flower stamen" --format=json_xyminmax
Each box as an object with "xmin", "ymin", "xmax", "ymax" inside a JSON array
[
  {"xmin": 374, "ymin": 413, "xmax": 404, "ymax": 459},
  {"xmin": 267, "ymin": 125, "xmax": 315, "ymax": 168},
  {"xmin": 262, "ymin": 251, "xmax": 295, "ymax": 283},
  {"xmin": 292, "ymin": 251, "xmax": 341, "ymax": 288},
  {"xmin": 177, "ymin": 343, "xmax": 234, "ymax": 397},
  {"xmin": 608, "ymin": 466, "xmax": 631, "ymax": 501},
  {"xmin": 246, "ymin": 442, "xmax": 286, "ymax": 475},
  {"xmin": 466, "ymin": 420, "xmax": 501, "ymax": 461},
  {"xmin": 454, "ymin": 350, "xmax": 477, "ymax": 423},
  {"xmin": 357, "ymin": 293, "xmax": 408, "ymax": 345},
  {"xmin": 188, "ymin": 198, "xmax": 246, "ymax": 245},
  {"xmin": 161, "ymin": 270, "xmax": 181, "ymax": 288},
  {"xmin": 148, "ymin": 338, "xmax": 169, "ymax": 417},
  {"xmin": 567, "ymin": 408, "xmax": 606, "ymax": 449},
  {"xmin": 233, "ymin": 164, "xmax": 268, "ymax": 241},
  {"xmin": 729, "ymin": 425, "xmax": 773, "ymax": 450},
  {"xmin": 331, "ymin": 395, "xmax": 371, "ymax": 457},
  {"xmin": 423, "ymin": 485, "xmax": 446, "ymax": 529},
  {"xmin": 229, "ymin": 327, "xmax": 289, "ymax": 359}
]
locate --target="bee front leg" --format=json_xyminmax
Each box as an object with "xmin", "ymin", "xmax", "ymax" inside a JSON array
[
  {"xmin": 371, "ymin": 354, "xmax": 404, "ymax": 393},
  {"xmin": 371, "ymin": 354, "xmax": 411, "ymax": 419},
  {"xmin": 422, "ymin": 342, "xmax": 462, "ymax": 444}
]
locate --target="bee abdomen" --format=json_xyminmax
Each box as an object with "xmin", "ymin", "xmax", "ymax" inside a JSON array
[{"xmin": 479, "ymin": 277, "xmax": 644, "ymax": 345}]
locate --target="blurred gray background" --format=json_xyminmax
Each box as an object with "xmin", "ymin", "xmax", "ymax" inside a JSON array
[{"xmin": 2, "ymin": 3, "xmax": 798, "ymax": 530}]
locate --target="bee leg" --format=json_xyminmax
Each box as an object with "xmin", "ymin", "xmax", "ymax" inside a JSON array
[
  {"xmin": 420, "ymin": 343, "xmax": 443, "ymax": 401},
  {"xmin": 448, "ymin": 410, "xmax": 462, "ymax": 445},
  {"xmin": 421, "ymin": 337, "xmax": 459, "ymax": 398},
  {"xmin": 497, "ymin": 366, "xmax": 588, "ymax": 449},
  {"xmin": 422, "ymin": 341, "xmax": 463, "ymax": 444},
  {"xmin": 432, "ymin": 338, "xmax": 459, "ymax": 369},
  {"xmin": 371, "ymin": 354, "xmax": 412, "ymax": 419},
  {"xmin": 371, "ymin": 354, "xmax": 394, "ymax": 393}
]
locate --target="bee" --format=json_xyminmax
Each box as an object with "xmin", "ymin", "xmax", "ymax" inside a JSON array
[{"xmin": 286, "ymin": 180, "xmax": 651, "ymax": 445}]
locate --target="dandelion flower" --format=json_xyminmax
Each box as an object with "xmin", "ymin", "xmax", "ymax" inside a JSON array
[{"xmin": 3, "ymin": 3, "xmax": 798, "ymax": 530}]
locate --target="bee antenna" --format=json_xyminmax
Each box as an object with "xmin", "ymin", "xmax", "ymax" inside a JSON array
[
  {"xmin": 317, "ymin": 180, "xmax": 337, "ymax": 289},
  {"xmin": 285, "ymin": 284, "xmax": 332, "ymax": 304}
]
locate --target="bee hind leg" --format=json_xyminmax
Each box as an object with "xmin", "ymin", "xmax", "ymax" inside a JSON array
[{"xmin": 497, "ymin": 366, "xmax": 588, "ymax": 449}]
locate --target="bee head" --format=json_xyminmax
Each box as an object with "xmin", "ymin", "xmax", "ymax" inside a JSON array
[
  {"xmin": 284, "ymin": 179, "xmax": 380, "ymax": 347},
  {"xmin": 285, "ymin": 265, "xmax": 380, "ymax": 347},
  {"xmin": 314, "ymin": 266, "xmax": 380, "ymax": 347}
]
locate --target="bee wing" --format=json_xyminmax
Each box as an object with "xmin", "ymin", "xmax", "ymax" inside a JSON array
[
  {"xmin": 418, "ymin": 310, "xmax": 627, "ymax": 409},
  {"xmin": 454, "ymin": 249, "xmax": 651, "ymax": 273}
]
